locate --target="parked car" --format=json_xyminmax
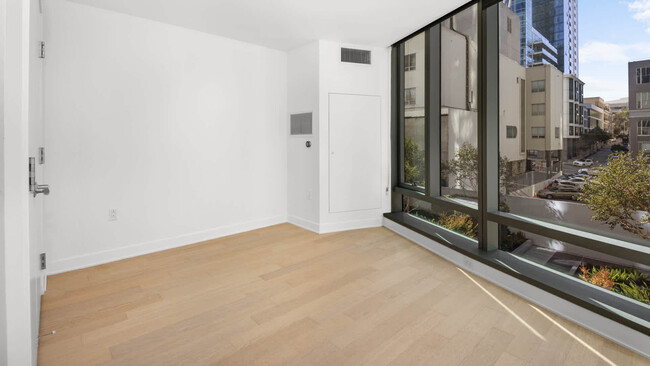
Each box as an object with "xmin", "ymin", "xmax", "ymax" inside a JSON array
[
  {"xmin": 572, "ymin": 159, "xmax": 594, "ymax": 167},
  {"xmin": 556, "ymin": 176, "xmax": 587, "ymax": 189},
  {"xmin": 537, "ymin": 186, "xmax": 581, "ymax": 200},
  {"xmin": 578, "ymin": 167, "xmax": 601, "ymax": 176}
]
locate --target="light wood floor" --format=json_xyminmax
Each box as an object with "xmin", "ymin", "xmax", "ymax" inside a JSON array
[{"xmin": 38, "ymin": 224, "xmax": 649, "ymax": 366}]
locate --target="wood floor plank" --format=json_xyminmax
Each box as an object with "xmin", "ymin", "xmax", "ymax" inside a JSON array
[{"xmin": 37, "ymin": 223, "xmax": 650, "ymax": 366}]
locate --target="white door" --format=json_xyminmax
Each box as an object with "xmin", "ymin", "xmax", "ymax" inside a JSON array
[
  {"xmin": 329, "ymin": 93, "xmax": 382, "ymax": 213},
  {"xmin": 28, "ymin": 0, "xmax": 46, "ymax": 356}
]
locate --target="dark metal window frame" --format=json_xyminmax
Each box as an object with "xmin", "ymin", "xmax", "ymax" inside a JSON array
[{"xmin": 389, "ymin": 0, "xmax": 650, "ymax": 336}]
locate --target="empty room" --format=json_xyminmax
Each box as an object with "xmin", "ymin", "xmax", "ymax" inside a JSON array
[{"xmin": 2, "ymin": 0, "xmax": 650, "ymax": 364}]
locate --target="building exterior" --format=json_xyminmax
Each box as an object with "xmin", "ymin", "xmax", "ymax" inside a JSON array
[
  {"xmin": 607, "ymin": 97, "xmax": 628, "ymax": 115},
  {"xmin": 562, "ymin": 74, "xmax": 584, "ymax": 159},
  {"xmin": 629, "ymin": 59, "xmax": 650, "ymax": 156},
  {"xmin": 504, "ymin": 0, "xmax": 558, "ymax": 70},
  {"xmin": 525, "ymin": 64, "xmax": 564, "ymax": 170},
  {"xmin": 500, "ymin": 3, "xmax": 528, "ymax": 174},
  {"xmin": 583, "ymin": 102, "xmax": 603, "ymax": 130},
  {"xmin": 584, "ymin": 97, "xmax": 612, "ymax": 133},
  {"xmin": 531, "ymin": 0, "xmax": 579, "ymax": 76}
]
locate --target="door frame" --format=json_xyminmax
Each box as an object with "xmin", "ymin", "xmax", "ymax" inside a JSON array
[{"xmin": 1, "ymin": 0, "xmax": 38, "ymax": 364}]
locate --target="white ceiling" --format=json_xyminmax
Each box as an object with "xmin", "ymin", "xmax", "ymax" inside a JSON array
[{"xmin": 66, "ymin": 0, "xmax": 469, "ymax": 51}]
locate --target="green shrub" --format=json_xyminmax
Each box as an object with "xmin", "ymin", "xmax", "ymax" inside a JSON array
[{"xmin": 434, "ymin": 212, "xmax": 479, "ymax": 239}]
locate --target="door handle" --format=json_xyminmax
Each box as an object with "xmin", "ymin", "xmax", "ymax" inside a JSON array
[
  {"xmin": 34, "ymin": 184, "xmax": 50, "ymax": 197},
  {"xmin": 29, "ymin": 157, "xmax": 50, "ymax": 197}
]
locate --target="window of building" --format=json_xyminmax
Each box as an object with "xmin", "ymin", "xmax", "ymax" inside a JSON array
[
  {"xmin": 555, "ymin": 127, "xmax": 560, "ymax": 138},
  {"xmin": 404, "ymin": 87, "xmax": 416, "ymax": 106},
  {"xmin": 639, "ymin": 120, "xmax": 650, "ymax": 136},
  {"xmin": 506, "ymin": 126, "xmax": 517, "ymax": 138},
  {"xmin": 531, "ymin": 80, "xmax": 545, "ymax": 93},
  {"xmin": 401, "ymin": 32, "xmax": 425, "ymax": 189},
  {"xmin": 532, "ymin": 103, "xmax": 545, "ymax": 116},
  {"xmin": 507, "ymin": 17, "xmax": 512, "ymax": 33},
  {"xmin": 569, "ymin": 79, "xmax": 574, "ymax": 100},
  {"xmin": 532, "ymin": 127, "xmax": 546, "ymax": 138},
  {"xmin": 637, "ymin": 67, "xmax": 650, "ymax": 84},
  {"xmin": 404, "ymin": 53, "xmax": 416, "ymax": 72},
  {"xmin": 636, "ymin": 92, "xmax": 650, "ymax": 109}
]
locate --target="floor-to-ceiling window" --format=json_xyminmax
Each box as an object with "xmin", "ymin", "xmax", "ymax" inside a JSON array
[{"xmin": 389, "ymin": 0, "xmax": 649, "ymax": 336}]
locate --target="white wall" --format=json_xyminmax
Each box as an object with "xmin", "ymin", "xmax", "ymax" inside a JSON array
[
  {"xmin": 43, "ymin": 0, "xmax": 288, "ymax": 274},
  {"xmin": 287, "ymin": 42, "xmax": 320, "ymax": 231},
  {"xmin": 318, "ymin": 41, "xmax": 391, "ymax": 232},
  {"xmin": 0, "ymin": 0, "xmax": 7, "ymax": 361},
  {"xmin": 286, "ymin": 40, "xmax": 391, "ymax": 233}
]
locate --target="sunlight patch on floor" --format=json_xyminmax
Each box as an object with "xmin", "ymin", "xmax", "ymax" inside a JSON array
[{"xmin": 457, "ymin": 268, "xmax": 546, "ymax": 341}]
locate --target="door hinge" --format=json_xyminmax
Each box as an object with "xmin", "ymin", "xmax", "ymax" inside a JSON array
[
  {"xmin": 39, "ymin": 147, "xmax": 45, "ymax": 164},
  {"xmin": 39, "ymin": 41, "xmax": 45, "ymax": 59},
  {"xmin": 40, "ymin": 253, "xmax": 47, "ymax": 270}
]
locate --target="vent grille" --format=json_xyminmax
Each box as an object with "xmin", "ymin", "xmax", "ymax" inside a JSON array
[
  {"xmin": 290, "ymin": 113, "xmax": 312, "ymax": 135},
  {"xmin": 341, "ymin": 48, "xmax": 371, "ymax": 64}
]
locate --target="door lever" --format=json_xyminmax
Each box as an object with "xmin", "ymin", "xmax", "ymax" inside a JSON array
[
  {"xmin": 29, "ymin": 157, "xmax": 50, "ymax": 197},
  {"xmin": 34, "ymin": 184, "xmax": 50, "ymax": 197}
]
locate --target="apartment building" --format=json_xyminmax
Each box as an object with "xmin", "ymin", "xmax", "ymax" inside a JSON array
[
  {"xmin": 629, "ymin": 59, "xmax": 650, "ymax": 156},
  {"xmin": 525, "ymin": 64, "xmax": 564, "ymax": 170},
  {"xmin": 584, "ymin": 97, "xmax": 612, "ymax": 133}
]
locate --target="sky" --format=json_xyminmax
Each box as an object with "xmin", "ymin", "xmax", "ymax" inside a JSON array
[{"xmin": 579, "ymin": 0, "xmax": 650, "ymax": 101}]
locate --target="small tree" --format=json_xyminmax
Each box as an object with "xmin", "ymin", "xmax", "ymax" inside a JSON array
[
  {"xmin": 446, "ymin": 143, "xmax": 518, "ymax": 196},
  {"xmin": 581, "ymin": 126, "xmax": 611, "ymax": 149},
  {"xmin": 448, "ymin": 144, "xmax": 479, "ymax": 195},
  {"xmin": 580, "ymin": 153, "xmax": 650, "ymax": 240},
  {"xmin": 404, "ymin": 138, "xmax": 425, "ymax": 187},
  {"xmin": 612, "ymin": 109, "xmax": 629, "ymax": 135}
]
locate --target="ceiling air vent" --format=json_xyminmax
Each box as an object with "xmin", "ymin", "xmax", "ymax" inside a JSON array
[{"xmin": 341, "ymin": 48, "xmax": 371, "ymax": 65}]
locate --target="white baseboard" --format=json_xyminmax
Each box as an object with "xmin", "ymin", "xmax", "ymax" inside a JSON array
[
  {"xmin": 383, "ymin": 218, "xmax": 650, "ymax": 359},
  {"xmin": 287, "ymin": 215, "xmax": 320, "ymax": 233},
  {"xmin": 288, "ymin": 215, "xmax": 383, "ymax": 234},
  {"xmin": 318, "ymin": 217, "xmax": 383, "ymax": 234},
  {"xmin": 48, "ymin": 215, "xmax": 286, "ymax": 275}
]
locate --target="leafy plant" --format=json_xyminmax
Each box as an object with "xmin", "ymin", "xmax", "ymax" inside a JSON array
[
  {"xmin": 579, "ymin": 265, "xmax": 615, "ymax": 290},
  {"xmin": 616, "ymin": 282, "xmax": 650, "ymax": 305},
  {"xmin": 579, "ymin": 153, "xmax": 650, "ymax": 240},
  {"xmin": 404, "ymin": 138, "xmax": 425, "ymax": 187},
  {"xmin": 578, "ymin": 265, "xmax": 650, "ymax": 305},
  {"xmin": 436, "ymin": 212, "xmax": 479, "ymax": 239}
]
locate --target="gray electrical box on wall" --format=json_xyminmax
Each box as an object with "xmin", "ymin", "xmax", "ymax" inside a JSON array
[{"xmin": 290, "ymin": 113, "xmax": 312, "ymax": 135}]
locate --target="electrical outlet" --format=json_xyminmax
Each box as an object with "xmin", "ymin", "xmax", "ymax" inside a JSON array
[{"xmin": 109, "ymin": 209, "xmax": 118, "ymax": 221}]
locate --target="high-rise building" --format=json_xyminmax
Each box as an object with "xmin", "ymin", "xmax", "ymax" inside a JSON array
[
  {"xmin": 531, "ymin": 0, "xmax": 579, "ymax": 76},
  {"xmin": 505, "ymin": 0, "xmax": 578, "ymax": 76}
]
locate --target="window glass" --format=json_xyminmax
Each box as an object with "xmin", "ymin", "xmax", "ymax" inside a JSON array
[
  {"xmin": 404, "ymin": 53, "xmax": 416, "ymax": 72},
  {"xmin": 499, "ymin": 227, "xmax": 650, "ymax": 306},
  {"xmin": 639, "ymin": 120, "xmax": 650, "ymax": 136},
  {"xmin": 531, "ymin": 127, "xmax": 545, "ymax": 138},
  {"xmin": 402, "ymin": 33, "xmax": 426, "ymax": 188},
  {"xmin": 637, "ymin": 92, "xmax": 650, "ymax": 109},
  {"xmin": 403, "ymin": 197, "xmax": 478, "ymax": 240},
  {"xmin": 506, "ymin": 126, "xmax": 517, "ymax": 138},
  {"xmin": 496, "ymin": 1, "xmax": 650, "ymax": 322},
  {"xmin": 532, "ymin": 103, "xmax": 545, "ymax": 116},
  {"xmin": 440, "ymin": 4, "xmax": 479, "ymax": 199},
  {"xmin": 531, "ymin": 80, "xmax": 545, "ymax": 93}
]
